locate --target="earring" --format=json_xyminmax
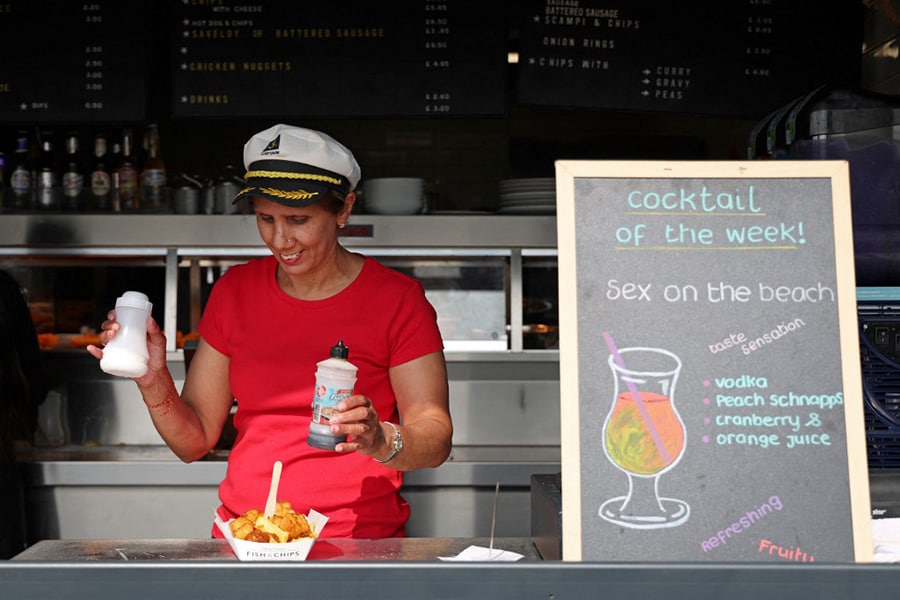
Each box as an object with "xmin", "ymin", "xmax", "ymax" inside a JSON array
[{"xmin": 338, "ymin": 222, "xmax": 346, "ymax": 229}]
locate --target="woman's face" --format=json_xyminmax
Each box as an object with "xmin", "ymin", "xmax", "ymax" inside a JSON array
[{"xmin": 253, "ymin": 196, "xmax": 351, "ymax": 277}]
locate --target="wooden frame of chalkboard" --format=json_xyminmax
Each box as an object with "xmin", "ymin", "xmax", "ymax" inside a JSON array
[{"xmin": 555, "ymin": 160, "xmax": 872, "ymax": 563}]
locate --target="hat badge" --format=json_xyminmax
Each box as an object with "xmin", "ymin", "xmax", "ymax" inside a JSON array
[{"xmin": 261, "ymin": 135, "xmax": 281, "ymax": 156}]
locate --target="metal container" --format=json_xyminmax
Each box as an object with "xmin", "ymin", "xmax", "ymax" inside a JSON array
[
  {"xmin": 215, "ymin": 180, "xmax": 241, "ymax": 215},
  {"xmin": 214, "ymin": 167, "xmax": 244, "ymax": 214},
  {"xmin": 202, "ymin": 183, "xmax": 216, "ymax": 214},
  {"xmin": 172, "ymin": 186, "xmax": 199, "ymax": 214}
]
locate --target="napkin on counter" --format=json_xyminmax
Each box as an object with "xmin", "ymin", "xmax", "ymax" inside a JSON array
[
  {"xmin": 438, "ymin": 544, "xmax": 524, "ymax": 562},
  {"xmin": 872, "ymin": 517, "xmax": 900, "ymax": 563}
]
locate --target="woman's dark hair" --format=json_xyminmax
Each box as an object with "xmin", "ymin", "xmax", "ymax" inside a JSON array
[{"xmin": 319, "ymin": 190, "xmax": 349, "ymax": 215}]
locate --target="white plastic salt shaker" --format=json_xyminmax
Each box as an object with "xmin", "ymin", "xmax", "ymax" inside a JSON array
[{"xmin": 100, "ymin": 291, "xmax": 153, "ymax": 378}]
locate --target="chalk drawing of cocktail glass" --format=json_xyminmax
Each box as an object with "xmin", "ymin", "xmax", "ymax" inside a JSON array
[{"xmin": 599, "ymin": 337, "xmax": 690, "ymax": 529}]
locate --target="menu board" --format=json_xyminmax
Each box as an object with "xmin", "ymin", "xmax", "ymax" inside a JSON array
[
  {"xmin": 555, "ymin": 161, "xmax": 872, "ymax": 562},
  {"xmin": 517, "ymin": 0, "xmax": 862, "ymax": 117},
  {"xmin": 171, "ymin": 1, "xmax": 507, "ymax": 117},
  {"xmin": 0, "ymin": 0, "xmax": 149, "ymax": 123}
]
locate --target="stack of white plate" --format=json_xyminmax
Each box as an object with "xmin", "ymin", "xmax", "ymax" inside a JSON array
[
  {"xmin": 497, "ymin": 178, "xmax": 556, "ymax": 214},
  {"xmin": 363, "ymin": 178, "xmax": 424, "ymax": 215}
]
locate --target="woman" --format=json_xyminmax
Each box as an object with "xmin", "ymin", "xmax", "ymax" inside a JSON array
[{"xmin": 88, "ymin": 124, "xmax": 452, "ymax": 538}]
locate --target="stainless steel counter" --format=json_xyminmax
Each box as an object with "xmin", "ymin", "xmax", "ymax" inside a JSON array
[
  {"xmin": 4, "ymin": 558, "xmax": 900, "ymax": 600},
  {"xmin": 19, "ymin": 445, "xmax": 561, "ymax": 540},
  {"xmin": 13, "ymin": 537, "xmax": 541, "ymax": 562},
  {"xmin": 11, "ymin": 536, "xmax": 900, "ymax": 600}
]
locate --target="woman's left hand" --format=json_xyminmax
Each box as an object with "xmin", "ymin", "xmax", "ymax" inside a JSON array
[{"xmin": 330, "ymin": 394, "xmax": 388, "ymax": 457}]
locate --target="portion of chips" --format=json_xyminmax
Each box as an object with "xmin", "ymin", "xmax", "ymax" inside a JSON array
[{"xmin": 229, "ymin": 501, "xmax": 314, "ymax": 543}]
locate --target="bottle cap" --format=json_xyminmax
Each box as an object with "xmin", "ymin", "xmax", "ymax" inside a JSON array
[
  {"xmin": 330, "ymin": 339, "xmax": 349, "ymax": 359},
  {"xmin": 115, "ymin": 290, "xmax": 153, "ymax": 312}
]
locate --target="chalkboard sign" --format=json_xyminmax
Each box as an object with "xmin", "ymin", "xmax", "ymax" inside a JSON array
[
  {"xmin": 555, "ymin": 161, "xmax": 872, "ymax": 562},
  {"xmin": 170, "ymin": 1, "xmax": 507, "ymax": 117},
  {"xmin": 0, "ymin": 0, "xmax": 149, "ymax": 123},
  {"xmin": 517, "ymin": 0, "xmax": 861, "ymax": 118}
]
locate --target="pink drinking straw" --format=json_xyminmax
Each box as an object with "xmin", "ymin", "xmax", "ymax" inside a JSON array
[{"xmin": 602, "ymin": 331, "xmax": 671, "ymax": 465}]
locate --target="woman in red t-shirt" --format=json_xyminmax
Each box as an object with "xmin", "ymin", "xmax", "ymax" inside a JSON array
[{"xmin": 89, "ymin": 125, "xmax": 452, "ymax": 538}]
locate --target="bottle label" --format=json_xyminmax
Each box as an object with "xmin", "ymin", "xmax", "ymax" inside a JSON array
[
  {"xmin": 142, "ymin": 168, "xmax": 166, "ymax": 189},
  {"xmin": 62, "ymin": 172, "xmax": 84, "ymax": 197},
  {"xmin": 37, "ymin": 171, "xmax": 58, "ymax": 188},
  {"xmin": 10, "ymin": 168, "xmax": 32, "ymax": 193},
  {"xmin": 310, "ymin": 383, "xmax": 353, "ymax": 426},
  {"xmin": 91, "ymin": 171, "xmax": 111, "ymax": 195},
  {"xmin": 118, "ymin": 166, "xmax": 138, "ymax": 197},
  {"xmin": 37, "ymin": 172, "xmax": 59, "ymax": 208}
]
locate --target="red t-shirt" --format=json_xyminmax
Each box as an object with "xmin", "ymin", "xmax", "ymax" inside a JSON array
[{"xmin": 199, "ymin": 255, "xmax": 443, "ymax": 538}]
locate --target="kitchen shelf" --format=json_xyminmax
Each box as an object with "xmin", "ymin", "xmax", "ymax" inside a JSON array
[
  {"xmin": 0, "ymin": 214, "xmax": 557, "ymax": 250},
  {"xmin": 0, "ymin": 214, "xmax": 559, "ymax": 353}
]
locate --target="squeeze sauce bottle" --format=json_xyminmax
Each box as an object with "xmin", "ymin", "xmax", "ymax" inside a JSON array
[
  {"xmin": 99, "ymin": 291, "xmax": 153, "ymax": 378},
  {"xmin": 307, "ymin": 340, "xmax": 358, "ymax": 451}
]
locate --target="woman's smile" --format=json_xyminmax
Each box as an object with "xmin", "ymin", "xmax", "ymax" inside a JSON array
[{"xmin": 280, "ymin": 249, "xmax": 302, "ymax": 264}]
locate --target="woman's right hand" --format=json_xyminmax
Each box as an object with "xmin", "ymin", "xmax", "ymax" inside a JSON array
[
  {"xmin": 86, "ymin": 310, "xmax": 169, "ymax": 386},
  {"xmin": 132, "ymin": 314, "xmax": 169, "ymax": 387}
]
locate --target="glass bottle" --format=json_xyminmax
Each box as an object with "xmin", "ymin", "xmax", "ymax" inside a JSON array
[
  {"xmin": 61, "ymin": 131, "xmax": 85, "ymax": 211},
  {"xmin": 9, "ymin": 131, "xmax": 34, "ymax": 210},
  {"xmin": 116, "ymin": 129, "xmax": 139, "ymax": 211},
  {"xmin": 140, "ymin": 123, "xmax": 168, "ymax": 212},
  {"xmin": 35, "ymin": 132, "xmax": 61, "ymax": 211},
  {"xmin": 109, "ymin": 140, "xmax": 122, "ymax": 212},
  {"xmin": 89, "ymin": 132, "xmax": 113, "ymax": 211}
]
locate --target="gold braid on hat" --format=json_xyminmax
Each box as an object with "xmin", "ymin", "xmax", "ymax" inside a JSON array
[
  {"xmin": 252, "ymin": 187, "xmax": 320, "ymax": 201},
  {"xmin": 244, "ymin": 170, "xmax": 343, "ymax": 186}
]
